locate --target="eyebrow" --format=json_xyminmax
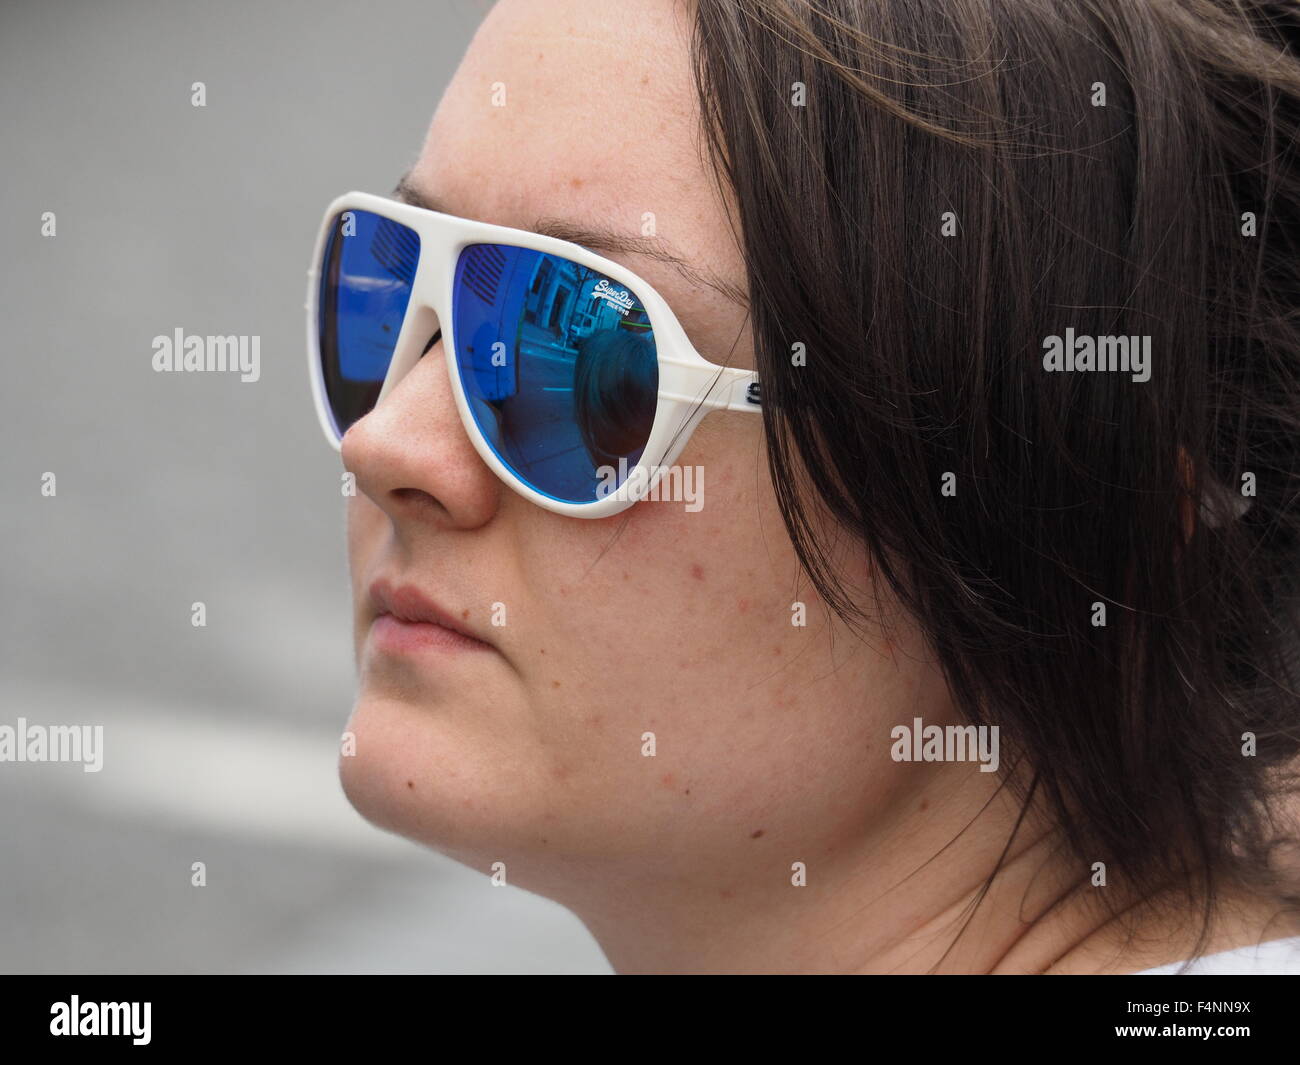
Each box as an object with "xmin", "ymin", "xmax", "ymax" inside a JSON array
[{"xmin": 392, "ymin": 173, "xmax": 748, "ymax": 309}]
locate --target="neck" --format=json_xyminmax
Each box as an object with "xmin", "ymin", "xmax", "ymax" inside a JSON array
[{"xmin": 555, "ymin": 765, "xmax": 1284, "ymax": 974}]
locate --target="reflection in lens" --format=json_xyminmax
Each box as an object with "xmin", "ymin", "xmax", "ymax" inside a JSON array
[
  {"xmin": 573, "ymin": 329, "xmax": 657, "ymax": 468},
  {"xmin": 452, "ymin": 245, "xmax": 659, "ymax": 503},
  {"xmin": 318, "ymin": 210, "xmax": 419, "ymax": 436}
]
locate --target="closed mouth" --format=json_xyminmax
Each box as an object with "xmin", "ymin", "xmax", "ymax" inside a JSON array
[{"xmin": 367, "ymin": 578, "xmax": 493, "ymax": 651}]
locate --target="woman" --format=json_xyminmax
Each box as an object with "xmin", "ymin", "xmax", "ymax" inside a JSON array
[{"xmin": 308, "ymin": 0, "xmax": 1300, "ymax": 973}]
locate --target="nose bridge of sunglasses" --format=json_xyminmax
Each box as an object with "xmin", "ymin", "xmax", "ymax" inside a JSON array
[{"xmin": 375, "ymin": 301, "xmax": 442, "ymax": 405}]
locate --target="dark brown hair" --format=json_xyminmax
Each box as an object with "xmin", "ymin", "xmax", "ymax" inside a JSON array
[{"xmin": 689, "ymin": 0, "xmax": 1300, "ymax": 963}]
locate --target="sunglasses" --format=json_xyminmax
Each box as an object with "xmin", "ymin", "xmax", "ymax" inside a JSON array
[{"xmin": 306, "ymin": 191, "xmax": 760, "ymax": 517}]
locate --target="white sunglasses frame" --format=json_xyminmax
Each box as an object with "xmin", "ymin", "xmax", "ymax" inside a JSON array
[{"xmin": 306, "ymin": 191, "xmax": 760, "ymax": 518}]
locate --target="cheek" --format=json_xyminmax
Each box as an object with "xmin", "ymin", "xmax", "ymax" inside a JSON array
[
  {"xmin": 517, "ymin": 493, "xmax": 898, "ymax": 864},
  {"xmin": 529, "ymin": 455, "xmax": 780, "ymax": 677},
  {"xmin": 518, "ymin": 460, "xmax": 815, "ymax": 774}
]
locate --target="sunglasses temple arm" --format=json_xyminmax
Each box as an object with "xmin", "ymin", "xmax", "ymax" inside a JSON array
[
  {"xmin": 663, "ymin": 364, "xmax": 761, "ymax": 413},
  {"xmin": 713, "ymin": 368, "xmax": 762, "ymax": 412}
]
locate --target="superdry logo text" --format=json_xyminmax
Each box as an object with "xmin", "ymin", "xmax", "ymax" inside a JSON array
[
  {"xmin": 590, "ymin": 278, "xmax": 634, "ymax": 316},
  {"xmin": 50, "ymin": 997, "xmax": 151, "ymax": 1045}
]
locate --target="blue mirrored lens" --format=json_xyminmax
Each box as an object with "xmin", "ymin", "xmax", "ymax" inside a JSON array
[
  {"xmin": 318, "ymin": 209, "xmax": 420, "ymax": 436},
  {"xmin": 452, "ymin": 244, "xmax": 659, "ymax": 504}
]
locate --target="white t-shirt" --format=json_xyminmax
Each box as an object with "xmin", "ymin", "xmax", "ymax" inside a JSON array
[{"xmin": 1136, "ymin": 935, "xmax": 1300, "ymax": 974}]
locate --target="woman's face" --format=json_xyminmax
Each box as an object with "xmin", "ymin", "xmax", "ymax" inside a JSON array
[{"xmin": 339, "ymin": 0, "xmax": 945, "ymax": 911}]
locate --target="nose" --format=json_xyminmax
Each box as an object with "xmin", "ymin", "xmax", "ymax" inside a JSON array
[{"xmin": 341, "ymin": 330, "xmax": 503, "ymax": 531}]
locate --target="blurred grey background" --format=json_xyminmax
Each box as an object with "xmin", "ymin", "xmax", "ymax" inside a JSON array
[{"xmin": 0, "ymin": 0, "xmax": 612, "ymax": 974}]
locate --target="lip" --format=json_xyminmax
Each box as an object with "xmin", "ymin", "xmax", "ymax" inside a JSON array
[{"xmin": 367, "ymin": 578, "xmax": 494, "ymax": 654}]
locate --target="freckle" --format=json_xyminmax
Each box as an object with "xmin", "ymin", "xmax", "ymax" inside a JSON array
[
  {"xmin": 541, "ymin": 837, "xmax": 548, "ymax": 844},
  {"xmin": 772, "ymin": 646, "xmax": 782, "ymax": 656},
  {"xmin": 641, "ymin": 74, "xmax": 649, "ymax": 85},
  {"xmin": 737, "ymin": 598, "xmax": 750, "ymax": 613},
  {"xmin": 720, "ymin": 888, "xmax": 734, "ymax": 900},
  {"xmin": 559, "ymin": 586, "xmax": 568, "ymax": 596},
  {"xmin": 622, "ymin": 571, "xmax": 630, "ymax": 581},
  {"xmin": 661, "ymin": 772, "xmax": 675, "ymax": 788},
  {"xmin": 920, "ymin": 798, "xmax": 929, "ymax": 811},
  {"xmin": 539, "ymin": 648, "xmax": 546, "ymax": 655},
  {"xmin": 750, "ymin": 829, "xmax": 764, "ymax": 839},
  {"xmin": 684, "ymin": 788, "xmax": 690, "ymax": 795},
  {"xmin": 461, "ymin": 609, "xmax": 470, "ymax": 620},
  {"xmin": 552, "ymin": 679, "xmax": 561, "ymax": 688},
  {"xmin": 406, "ymin": 780, "xmax": 414, "ymax": 790},
  {"xmin": 570, "ymin": 176, "xmax": 584, "ymax": 188},
  {"xmin": 690, "ymin": 563, "xmax": 705, "ymax": 581}
]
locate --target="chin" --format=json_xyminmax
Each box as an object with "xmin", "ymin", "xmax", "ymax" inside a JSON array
[{"xmin": 336, "ymin": 694, "xmax": 556, "ymax": 869}]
